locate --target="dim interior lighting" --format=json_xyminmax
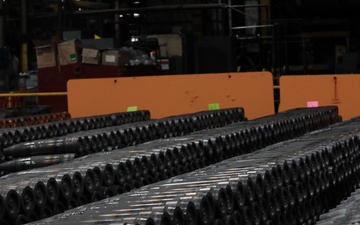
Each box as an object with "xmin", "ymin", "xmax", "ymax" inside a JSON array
[
  {"xmin": 79, "ymin": 8, "xmax": 82, "ymax": 11},
  {"xmin": 133, "ymin": 13, "xmax": 140, "ymax": 18},
  {"xmin": 119, "ymin": 14, "xmax": 123, "ymax": 18},
  {"xmin": 134, "ymin": 1, "xmax": 140, "ymax": 4}
]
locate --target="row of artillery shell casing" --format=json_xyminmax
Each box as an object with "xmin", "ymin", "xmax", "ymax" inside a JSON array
[
  {"xmin": 0, "ymin": 106, "xmax": 340, "ymax": 224},
  {"xmin": 0, "ymin": 110, "xmax": 151, "ymax": 174},
  {"xmin": 0, "ymin": 110, "xmax": 152, "ymax": 165},
  {"xmin": 28, "ymin": 113, "xmax": 360, "ymax": 225},
  {"xmin": 0, "ymin": 107, "xmax": 246, "ymax": 173},
  {"xmin": 0, "ymin": 112, "xmax": 71, "ymax": 128},
  {"xmin": 0, "ymin": 110, "xmax": 151, "ymax": 149},
  {"xmin": 2, "ymin": 106, "xmax": 339, "ymax": 160}
]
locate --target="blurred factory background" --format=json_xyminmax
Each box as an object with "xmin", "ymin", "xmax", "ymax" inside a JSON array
[{"xmin": 0, "ymin": 0, "xmax": 360, "ymax": 111}]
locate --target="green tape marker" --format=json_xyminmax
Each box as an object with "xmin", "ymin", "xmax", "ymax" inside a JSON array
[
  {"xmin": 69, "ymin": 53, "xmax": 77, "ymax": 62},
  {"xmin": 127, "ymin": 106, "xmax": 138, "ymax": 112},
  {"xmin": 208, "ymin": 103, "xmax": 220, "ymax": 110}
]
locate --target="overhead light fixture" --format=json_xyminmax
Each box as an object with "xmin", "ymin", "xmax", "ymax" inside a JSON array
[{"xmin": 133, "ymin": 13, "xmax": 140, "ymax": 18}]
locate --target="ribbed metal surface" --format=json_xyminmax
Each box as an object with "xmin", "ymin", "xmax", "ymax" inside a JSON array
[
  {"xmin": 317, "ymin": 187, "xmax": 360, "ymax": 225},
  {"xmin": 0, "ymin": 106, "xmax": 339, "ymax": 224},
  {"xmin": 30, "ymin": 113, "xmax": 360, "ymax": 225}
]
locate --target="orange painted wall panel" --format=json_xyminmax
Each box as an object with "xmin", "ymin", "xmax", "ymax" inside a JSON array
[
  {"xmin": 67, "ymin": 72, "xmax": 275, "ymax": 119},
  {"xmin": 279, "ymin": 74, "xmax": 360, "ymax": 120}
]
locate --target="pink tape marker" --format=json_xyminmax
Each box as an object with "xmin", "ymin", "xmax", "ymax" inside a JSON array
[{"xmin": 307, "ymin": 101, "xmax": 319, "ymax": 108}]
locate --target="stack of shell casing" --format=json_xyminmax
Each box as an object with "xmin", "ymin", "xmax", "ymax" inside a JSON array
[
  {"xmin": 0, "ymin": 112, "xmax": 71, "ymax": 128},
  {"xmin": 0, "ymin": 110, "xmax": 151, "ymax": 165},
  {"xmin": 316, "ymin": 187, "xmax": 360, "ymax": 225},
  {"xmin": 0, "ymin": 106, "xmax": 340, "ymax": 224},
  {"xmin": 29, "ymin": 113, "xmax": 360, "ymax": 225},
  {"xmin": 0, "ymin": 107, "xmax": 245, "ymax": 173}
]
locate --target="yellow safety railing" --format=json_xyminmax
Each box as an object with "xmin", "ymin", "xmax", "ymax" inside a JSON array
[
  {"xmin": 0, "ymin": 92, "xmax": 67, "ymax": 108},
  {"xmin": 0, "ymin": 92, "xmax": 67, "ymax": 97}
]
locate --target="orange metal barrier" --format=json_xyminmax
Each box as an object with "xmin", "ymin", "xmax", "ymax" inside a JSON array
[
  {"xmin": 67, "ymin": 72, "xmax": 275, "ymax": 119},
  {"xmin": 279, "ymin": 74, "xmax": 360, "ymax": 120}
]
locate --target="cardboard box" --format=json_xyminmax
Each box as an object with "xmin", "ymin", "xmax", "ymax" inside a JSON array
[
  {"xmin": 63, "ymin": 30, "xmax": 93, "ymax": 40},
  {"xmin": 63, "ymin": 30, "xmax": 82, "ymax": 40},
  {"xmin": 57, "ymin": 40, "xmax": 81, "ymax": 65},
  {"xmin": 82, "ymin": 48, "xmax": 100, "ymax": 64},
  {"xmin": 82, "ymin": 38, "xmax": 121, "ymax": 49},
  {"xmin": 33, "ymin": 40, "xmax": 57, "ymax": 69},
  {"xmin": 102, "ymin": 50, "xmax": 130, "ymax": 66},
  {"xmin": 147, "ymin": 34, "xmax": 182, "ymax": 57}
]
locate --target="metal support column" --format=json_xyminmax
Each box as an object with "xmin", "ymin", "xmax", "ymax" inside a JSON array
[
  {"xmin": 228, "ymin": 0, "xmax": 233, "ymax": 36},
  {"xmin": 114, "ymin": 0, "xmax": 120, "ymax": 39},
  {"xmin": 0, "ymin": 0, "xmax": 4, "ymax": 47},
  {"xmin": 57, "ymin": 0, "xmax": 64, "ymax": 39},
  {"xmin": 20, "ymin": 0, "xmax": 28, "ymax": 73}
]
